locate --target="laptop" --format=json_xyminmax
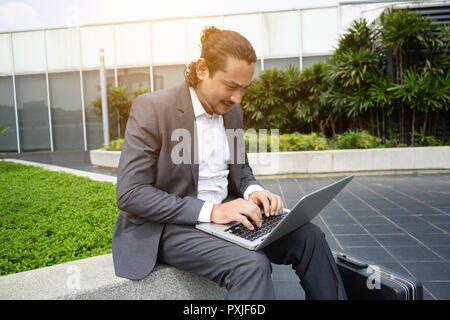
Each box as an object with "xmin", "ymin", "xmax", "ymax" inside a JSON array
[{"xmin": 195, "ymin": 175, "xmax": 354, "ymax": 251}]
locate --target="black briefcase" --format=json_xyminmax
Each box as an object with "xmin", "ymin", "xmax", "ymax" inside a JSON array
[{"xmin": 333, "ymin": 251, "xmax": 423, "ymax": 300}]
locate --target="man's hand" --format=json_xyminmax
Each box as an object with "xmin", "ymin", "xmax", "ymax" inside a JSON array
[
  {"xmin": 211, "ymin": 199, "xmax": 262, "ymax": 230},
  {"xmin": 248, "ymin": 190, "xmax": 284, "ymax": 217}
]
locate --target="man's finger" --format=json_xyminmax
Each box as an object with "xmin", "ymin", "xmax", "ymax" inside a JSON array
[
  {"xmin": 241, "ymin": 203, "xmax": 262, "ymax": 228},
  {"xmin": 269, "ymin": 194, "xmax": 278, "ymax": 215},
  {"xmin": 259, "ymin": 195, "xmax": 271, "ymax": 217},
  {"xmin": 236, "ymin": 213, "xmax": 255, "ymax": 230},
  {"xmin": 276, "ymin": 196, "xmax": 284, "ymax": 214}
]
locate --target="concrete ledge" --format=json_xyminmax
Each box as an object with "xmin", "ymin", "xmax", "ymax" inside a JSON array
[
  {"xmin": 90, "ymin": 150, "xmax": 121, "ymax": 169},
  {"xmin": 4, "ymin": 159, "xmax": 117, "ymax": 184},
  {"xmin": 0, "ymin": 254, "xmax": 227, "ymax": 300},
  {"xmin": 90, "ymin": 146, "xmax": 450, "ymax": 175}
]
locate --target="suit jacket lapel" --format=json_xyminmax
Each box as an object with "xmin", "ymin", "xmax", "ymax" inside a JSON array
[
  {"xmin": 223, "ymin": 106, "xmax": 242, "ymax": 197},
  {"xmin": 176, "ymin": 84, "xmax": 199, "ymax": 195}
]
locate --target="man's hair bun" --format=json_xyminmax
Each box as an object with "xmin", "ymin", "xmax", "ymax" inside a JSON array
[{"xmin": 200, "ymin": 26, "xmax": 221, "ymax": 44}]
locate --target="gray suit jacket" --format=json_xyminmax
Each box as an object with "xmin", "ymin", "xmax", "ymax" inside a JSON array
[{"xmin": 112, "ymin": 83, "xmax": 261, "ymax": 280}]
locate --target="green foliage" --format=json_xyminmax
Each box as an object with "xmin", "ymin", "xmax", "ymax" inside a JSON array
[
  {"xmin": 0, "ymin": 162, "xmax": 118, "ymax": 276},
  {"xmin": 243, "ymin": 8, "xmax": 449, "ymax": 145},
  {"xmin": 327, "ymin": 18, "xmax": 385, "ymax": 119},
  {"xmin": 101, "ymin": 138, "xmax": 124, "ymax": 151},
  {"xmin": 90, "ymin": 83, "xmax": 149, "ymax": 138},
  {"xmin": 414, "ymin": 128, "xmax": 443, "ymax": 146},
  {"xmin": 335, "ymin": 130, "xmax": 382, "ymax": 149},
  {"xmin": 244, "ymin": 132, "xmax": 329, "ymax": 152},
  {"xmin": 242, "ymin": 66, "xmax": 301, "ymax": 131},
  {"xmin": 278, "ymin": 132, "xmax": 329, "ymax": 151},
  {"xmin": 0, "ymin": 125, "xmax": 8, "ymax": 159}
]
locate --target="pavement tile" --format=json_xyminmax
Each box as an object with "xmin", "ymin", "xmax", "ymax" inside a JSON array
[
  {"xmin": 428, "ymin": 246, "xmax": 450, "ymax": 261},
  {"xmin": 412, "ymin": 233, "xmax": 450, "ymax": 247},
  {"xmin": 401, "ymin": 261, "xmax": 450, "ymax": 281},
  {"xmin": 434, "ymin": 223, "xmax": 450, "ymax": 233},
  {"xmin": 273, "ymin": 280, "xmax": 305, "ymax": 300},
  {"xmin": 406, "ymin": 207, "xmax": 446, "ymax": 215},
  {"xmin": 352, "ymin": 216, "xmax": 393, "ymax": 225},
  {"xmin": 385, "ymin": 246, "xmax": 443, "ymax": 262},
  {"xmin": 422, "ymin": 282, "xmax": 450, "ymax": 300},
  {"xmin": 364, "ymin": 224, "xmax": 405, "ymax": 235},
  {"xmin": 377, "ymin": 208, "xmax": 412, "ymax": 216},
  {"xmin": 327, "ymin": 223, "xmax": 368, "ymax": 235},
  {"xmin": 335, "ymin": 234, "xmax": 380, "ymax": 248},
  {"xmin": 388, "ymin": 215, "xmax": 429, "ymax": 224},
  {"xmin": 420, "ymin": 215, "xmax": 450, "ymax": 224},
  {"xmin": 345, "ymin": 209, "xmax": 380, "ymax": 217},
  {"xmin": 399, "ymin": 223, "xmax": 445, "ymax": 234},
  {"xmin": 373, "ymin": 234, "xmax": 420, "ymax": 246}
]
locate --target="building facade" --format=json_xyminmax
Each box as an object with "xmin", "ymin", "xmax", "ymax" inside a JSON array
[{"xmin": 0, "ymin": 0, "xmax": 446, "ymax": 152}]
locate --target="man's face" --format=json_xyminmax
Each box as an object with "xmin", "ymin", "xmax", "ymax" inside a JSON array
[{"xmin": 195, "ymin": 56, "xmax": 255, "ymax": 115}]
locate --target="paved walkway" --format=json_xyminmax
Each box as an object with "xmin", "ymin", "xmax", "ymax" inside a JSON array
[
  {"xmin": 5, "ymin": 152, "xmax": 450, "ymax": 299},
  {"xmin": 262, "ymin": 173, "xmax": 450, "ymax": 300}
]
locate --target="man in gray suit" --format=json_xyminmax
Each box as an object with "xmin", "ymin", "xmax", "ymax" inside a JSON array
[{"xmin": 112, "ymin": 26, "xmax": 347, "ymax": 300}]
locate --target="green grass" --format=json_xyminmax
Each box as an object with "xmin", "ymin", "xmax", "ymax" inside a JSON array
[{"xmin": 0, "ymin": 161, "xmax": 119, "ymax": 276}]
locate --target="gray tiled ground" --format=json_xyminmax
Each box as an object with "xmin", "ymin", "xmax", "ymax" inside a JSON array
[{"xmin": 260, "ymin": 173, "xmax": 450, "ymax": 300}]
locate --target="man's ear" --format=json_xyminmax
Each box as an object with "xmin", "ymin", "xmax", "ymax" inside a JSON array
[{"xmin": 196, "ymin": 58, "xmax": 209, "ymax": 81}]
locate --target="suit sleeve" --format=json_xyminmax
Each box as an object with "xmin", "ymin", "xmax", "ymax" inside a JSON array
[{"xmin": 116, "ymin": 94, "xmax": 204, "ymax": 225}]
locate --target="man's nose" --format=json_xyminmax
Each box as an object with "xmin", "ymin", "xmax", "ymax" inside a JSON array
[{"xmin": 230, "ymin": 90, "xmax": 244, "ymax": 105}]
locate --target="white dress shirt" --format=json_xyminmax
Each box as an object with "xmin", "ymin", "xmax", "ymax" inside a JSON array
[{"xmin": 189, "ymin": 87, "xmax": 264, "ymax": 222}]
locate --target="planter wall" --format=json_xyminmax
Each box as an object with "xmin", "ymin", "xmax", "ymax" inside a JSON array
[{"xmin": 90, "ymin": 146, "xmax": 450, "ymax": 175}]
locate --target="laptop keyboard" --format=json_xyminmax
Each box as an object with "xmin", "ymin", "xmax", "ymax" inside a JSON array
[{"xmin": 224, "ymin": 212, "xmax": 286, "ymax": 241}]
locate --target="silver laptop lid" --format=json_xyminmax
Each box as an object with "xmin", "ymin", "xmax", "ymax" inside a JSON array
[{"xmin": 256, "ymin": 175, "xmax": 354, "ymax": 250}]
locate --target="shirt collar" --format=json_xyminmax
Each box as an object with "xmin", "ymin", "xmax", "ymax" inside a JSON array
[{"xmin": 189, "ymin": 87, "xmax": 217, "ymax": 119}]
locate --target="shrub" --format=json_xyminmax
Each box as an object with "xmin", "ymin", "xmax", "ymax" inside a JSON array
[
  {"xmin": 100, "ymin": 138, "xmax": 124, "ymax": 151},
  {"xmin": 245, "ymin": 132, "xmax": 329, "ymax": 152},
  {"xmin": 279, "ymin": 132, "xmax": 329, "ymax": 151},
  {"xmin": 336, "ymin": 130, "xmax": 382, "ymax": 149}
]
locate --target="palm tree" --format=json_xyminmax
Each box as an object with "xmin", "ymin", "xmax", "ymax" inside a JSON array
[
  {"xmin": 377, "ymin": 7, "xmax": 446, "ymax": 144},
  {"xmin": 327, "ymin": 18, "xmax": 384, "ymax": 135}
]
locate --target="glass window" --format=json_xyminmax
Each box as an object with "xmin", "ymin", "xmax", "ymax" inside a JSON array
[
  {"xmin": 151, "ymin": 20, "xmax": 187, "ymax": 64},
  {"xmin": 223, "ymin": 14, "xmax": 261, "ymax": 58},
  {"xmin": 80, "ymin": 26, "xmax": 115, "ymax": 69},
  {"xmin": 115, "ymin": 23, "xmax": 151, "ymax": 67},
  {"xmin": 263, "ymin": 11, "xmax": 300, "ymax": 58},
  {"xmin": 187, "ymin": 17, "xmax": 223, "ymax": 62},
  {"xmin": 82, "ymin": 70, "xmax": 115, "ymax": 149},
  {"xmin": 264, "ymin": 57, "xmax": 300, "ymax": 71},
  {"xmin": 48, "ymin": 72, "xmax": 84, "ymax": 151},
  {"xmin": 0, "ymin": 34, "xmax": 13, "ymax": 76},
  {"xmin": 117, "ymin": 67, "xmax": 150, "ymax": 93},
  {"xmin": 0, "ymin": 76, "xmax": 17, "ymax": 152},
  {"xmin": 12, "ymin": 31, "xmax": 46, "ymax": 74},
  {"xmin": 15, "ymin": 74, "xmax": 51, "ymax": 151},
  {"xmin": 46, "ymin": 28, "xmax": 81, "ymax": 72},
  {"xmin": 302, "ymin": 55, "xmax": 331, "ymax": 68},
  {"xmin": 152, "ymin": 65, "xmax": 186, "ymax": 91},
  {"xmin": 301, "ymin": 7, "xmax": 338, "ymax": 55}
]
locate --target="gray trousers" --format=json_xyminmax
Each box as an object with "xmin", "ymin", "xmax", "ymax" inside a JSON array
[{"xmin": 157, "ymin": 222, "xmax": 347, "ymax": 300}]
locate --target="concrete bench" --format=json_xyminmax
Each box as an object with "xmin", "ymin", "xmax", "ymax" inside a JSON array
[{"xmin": 0, "ymin": 254, "xmax": 227, "ymax": 300}]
